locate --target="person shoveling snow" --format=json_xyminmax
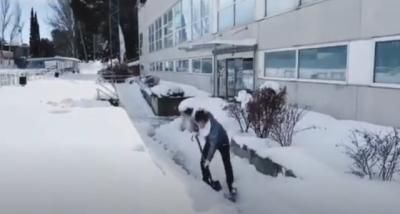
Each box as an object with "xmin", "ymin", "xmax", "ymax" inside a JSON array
[{"xmin": 180, "ymin": 108, "xmax": 237, "ymax": 202}]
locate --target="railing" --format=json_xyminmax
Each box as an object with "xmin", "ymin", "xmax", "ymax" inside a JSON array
[{"xmin": 0, "ymin": 69, "xmax": 46, "ymax": 87}]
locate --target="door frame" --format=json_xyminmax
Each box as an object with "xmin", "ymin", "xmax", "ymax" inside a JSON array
[{"xmin": 212, "ymin": 45, "xmax": 257, "ymax": 98}]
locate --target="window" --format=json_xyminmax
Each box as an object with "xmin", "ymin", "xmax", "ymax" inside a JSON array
[
  {"xmin": 192, "ymin": 58, "xmax": 213, "ymax": 74},
  {"xmin": 150, "ymin": 63, "xmax": 155, "ymax": 72},
  {"xmin": 164, "ymin": 61, "xmax": 174, "ymax": 72},
  {"xmin": 174, "ymin": 0, "xmax": 192, "ymax": 45},
  {"xmin": 163, "ymin": 9, "xmax": 174, "ymax": 48},
  {"xmin": 374, "ymin": 40, "xmax": 400, "ymax": 84},
  {"xmin": 218, "ymin": 0, "xmax": 254, "ymax": 31},
  {"xmin": 265, "ymin": 51, "xmax": 297, "ymax": 78},
  {"xmin": 193, "ymin": 0, "xmax": 211, "ymax": 39},
  {"xmin": 218, "ymin": 0, "xmax": 234, "ymax": 31},
  {"xmin": 266, "ymin": 0, "xmax": 299, "ymax": 17},
  {"xmin": 235, "ymin": 0, "xmax": 255, "ymax": 26},
  {"xmin": 155, "ymin": 62, "xmax": 163, "ymax": 71},
  {"xmin": 176, "ymin": 60, "xmax": 189, "ymax": 72},
  {"xmin": 192, "ymin": 59, "xmax": 202, "ymax": 73},
  {"xmin": 200, "ymin": 0, "xmax": 211, "ymax": 35},
  {"xmin": 139, "ymin": 33, "xmax": 143, "ymax": 55},
  {"xmin": 299, "ymin": 46, "xmax": 347, "ymax": 81},
  {"xmin": 155, "ymin": 17, "xmax": 163, "ymax": 51},
  {"xmin": 148, "ymin": 24, "xmax": 155, "ymax": 52}
]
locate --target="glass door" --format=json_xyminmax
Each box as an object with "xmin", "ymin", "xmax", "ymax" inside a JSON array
[{"xmin": 216, "ymin": 58, "xmax": 255, "ymax": 98}]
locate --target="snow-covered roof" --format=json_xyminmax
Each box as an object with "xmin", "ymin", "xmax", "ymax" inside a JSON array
[
  {"xmin": 179, "ymin": 38, "xmax": 257, "ymax": 51},
  {"xmin": 27, "ymin": 56, "xmax": 81, "ymax": 63}
]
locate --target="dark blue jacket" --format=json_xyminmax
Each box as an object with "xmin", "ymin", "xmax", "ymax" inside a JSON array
[{"xmin": 204, "ymin": 115, "xmax": 229, "ymax": 161}]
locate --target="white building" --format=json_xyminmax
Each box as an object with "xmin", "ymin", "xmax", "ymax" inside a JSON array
[{"xmin": 138, "ymin": 0, "xmax": 400, "ymax": 127}]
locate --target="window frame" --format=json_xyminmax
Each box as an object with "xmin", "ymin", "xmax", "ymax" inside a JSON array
[
  {"xmin": 371, "ymin": 36, "xmax": 400, "ymax": 88},
  {"xmin": 261, "ymin": 42, "xmax": 349, "ymax": 85}
]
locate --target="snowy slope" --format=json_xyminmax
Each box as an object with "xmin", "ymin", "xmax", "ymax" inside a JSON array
[{"xmin": 0, "ymin": 77, "xmax": 205, "ymax": 214}]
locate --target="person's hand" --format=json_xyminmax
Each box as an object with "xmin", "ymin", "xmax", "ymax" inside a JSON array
[
  {"xmin": 190, "ymin": 132, "xmax": 199, "ymax": 141},
  {"xmin": 203, "ymin": 160, "xmax": 210, "ymax": 168}
]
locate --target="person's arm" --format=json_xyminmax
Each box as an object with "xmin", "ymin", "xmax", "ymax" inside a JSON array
[{"xmin": 205, "ymin": 134, "xmax": 218, "ymax": 162}]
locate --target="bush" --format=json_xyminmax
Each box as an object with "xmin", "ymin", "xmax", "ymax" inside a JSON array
[
  {"xmin": 228, "ymin": 101, "xmax": 250, "ymax": 133},
  {"xmin": 247, "ymin": 87, "xmax": 287, "ymax": 138},
  {"xmin": 101, "ymin": 63, "xmax": 132, "ymax": 83},
  {"xmin": 270, "ymin": 105, "xmax": 308, "ymax": 147},
  {"xmin": 346, "ymin": 129, "xmax": 400, "ymax": 181}
]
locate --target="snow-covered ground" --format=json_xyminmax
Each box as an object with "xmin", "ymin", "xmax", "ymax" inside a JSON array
[
  {"xmin": 117, "ymin": 81, "xmax": 400, "ymax": 214},
  {"xmin": 0, "ymin": 75, "xmax": 210, "ymax": 214},
  {"xmin": 79, "ymin": 61, "xmax": 104, "ymax": 74}
]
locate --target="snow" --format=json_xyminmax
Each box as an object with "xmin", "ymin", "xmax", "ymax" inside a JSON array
[
  {"xmin": 235, "ymin": 90, "xmax": 252, "ymax": 109},
  {"xmin": 117, "ymin": 81, "xmax": 400, "ymax": 214},
  {"xmin": 79, "ymin": 61, "xmax": 104, "ymax": 74},
  {"xmin": 151, "ymin": 80, "xmax": 209, "ymax": 98},
  {"xmin": 0, "ymin": 76, "xmax": 207, "ymax": 214},
  {"xmin": 259, "ymin": 80, "xmax": 281, "ymax": 92}
]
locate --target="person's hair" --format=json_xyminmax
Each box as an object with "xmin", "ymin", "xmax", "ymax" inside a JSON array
[
  {"xmin": 182, "ymin": 107, "xmax": 193, "ymax": 117},
  {"xmin": 194, "ymin": 109, "xmax": 210, "ymax": 123}
]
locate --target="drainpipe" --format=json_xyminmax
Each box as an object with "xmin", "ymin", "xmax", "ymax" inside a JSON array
[{"xmin": 253, "ymin": 44, "xmax": 258, "ymax": 91}]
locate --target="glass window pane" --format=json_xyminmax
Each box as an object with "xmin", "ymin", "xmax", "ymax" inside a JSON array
[
  {"xmin": 182, "ymin": 0, "xmax": 192, "ymax": 40},
  {"xmin": 202, "ymin": 58, "xmax": 213, "ymax": 74},
  {"xmin": 176, "ymin": 60, "xmax": 189, "ymax": 72},
  {"xmin": 192, "ymin": 59, "xmax": 201, "ymax": 73},
  {"xmin": 218, "ymin": 6, "xmax": 234, "ymax": 31},
  {"xmin": 235, "ymin": 0, "xmax": 255, "ymax": 25},
  {"xmin": 201, "ymin": 0, "xmax": 210, "ymax": 35},
  {"xmin": 164, "ymin": 61, "xmax": 174, "ymax": 72},
  {"xmin": 375, "ymin": 41, "xmax": 400, "ymax": 84},
  {"xmin": 299, "ymin": 46, "xmax": 347, "ymax": 81},
  {"xmin": 219, "ymin": 0, "xmax": 234, "ymax": 9},
  {"xmin": 265, "ymin": 51, "xmax": 297, "ymax": 78},
  {"xmin": 267, "ymin": 0, "xmax": 299, "ymax": 17}
]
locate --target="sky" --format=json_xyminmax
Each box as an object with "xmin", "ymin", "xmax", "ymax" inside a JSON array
[{"xmin": 19, "ymin": 0, "xmax": 53, "ymax": 43}]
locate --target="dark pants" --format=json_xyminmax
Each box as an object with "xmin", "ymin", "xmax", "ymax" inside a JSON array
[{"xmin": 201, "ymin": 142, "xmax": 234, "ymax": 192}]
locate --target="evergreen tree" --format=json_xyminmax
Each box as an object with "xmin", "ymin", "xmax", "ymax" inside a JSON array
[{"xmin": 29, "ymin": 9, "xmax": 41, "ymax": 57}]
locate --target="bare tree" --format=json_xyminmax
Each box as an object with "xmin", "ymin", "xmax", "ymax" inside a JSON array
[
  {"xmin": 0, "ymin": 0, "xmax": 12, "ymax": 62},
  {"xmin": 48, "ymin": 0, "xmax": 76, "ymax": 57},
  {"xmin": 9, "ymin": 1, "xmax": 23, "ymax": 49}
]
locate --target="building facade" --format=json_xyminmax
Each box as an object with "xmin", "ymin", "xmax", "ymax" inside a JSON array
[{"xmin": 138, "ymin": 0, "xmax": 400, "ymax": 127}]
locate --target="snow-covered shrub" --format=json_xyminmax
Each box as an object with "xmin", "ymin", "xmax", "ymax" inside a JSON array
[
  {"xmin": 228, "ymin": 102, "xmax": 250, "ymax": 133},
  {"xmin": 346, "ymin": 129, "xmax": 400, "ymax": 181},
  {"xmin": 247, "ymin": 87, "xmax": 287, "ymax": 138},
  {"xmin": 270, "ymin": 105, "xmax": 307, "ymax": 147},
  {"xmin": 166, "ymin": 86, "xmax": 185, "ymax": 97},
  {"xmin": 228, "ymin": 90, "xmax": 252, "ymax": 133}
]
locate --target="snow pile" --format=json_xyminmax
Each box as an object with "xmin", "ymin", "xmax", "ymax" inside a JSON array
[
  {"xmin": 259, "ymin": 80, "xmax": 281, "ymax": 92},
  {"xmin": 0, "ymin": 77, "xmax": 205, "ymax": 214},
  {"xmin": 151, "ymin": 80, "xmax": 209, "ymax": 98},
  {"xmin": 235, "ymin": 90, "xmax": 252, "ymax": 109},
  {"xmin": 79, "ymin": 61, "xmax": 103, "ymax": 74}
]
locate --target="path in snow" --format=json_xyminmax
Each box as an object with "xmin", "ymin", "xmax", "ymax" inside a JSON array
[{"xmin": 0, "ymin": 76, "xmax": 206, "ymax": 214}]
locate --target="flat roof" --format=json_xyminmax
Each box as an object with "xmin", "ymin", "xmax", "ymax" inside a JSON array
[{"xmin": 27, "ymin": 56, "xmax": 81, "ymax": 62}]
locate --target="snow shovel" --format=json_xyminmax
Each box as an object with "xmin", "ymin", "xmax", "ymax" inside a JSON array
[{"xmin": 194, "ymin": 136, "xmax": 222, "ymax": 192}]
